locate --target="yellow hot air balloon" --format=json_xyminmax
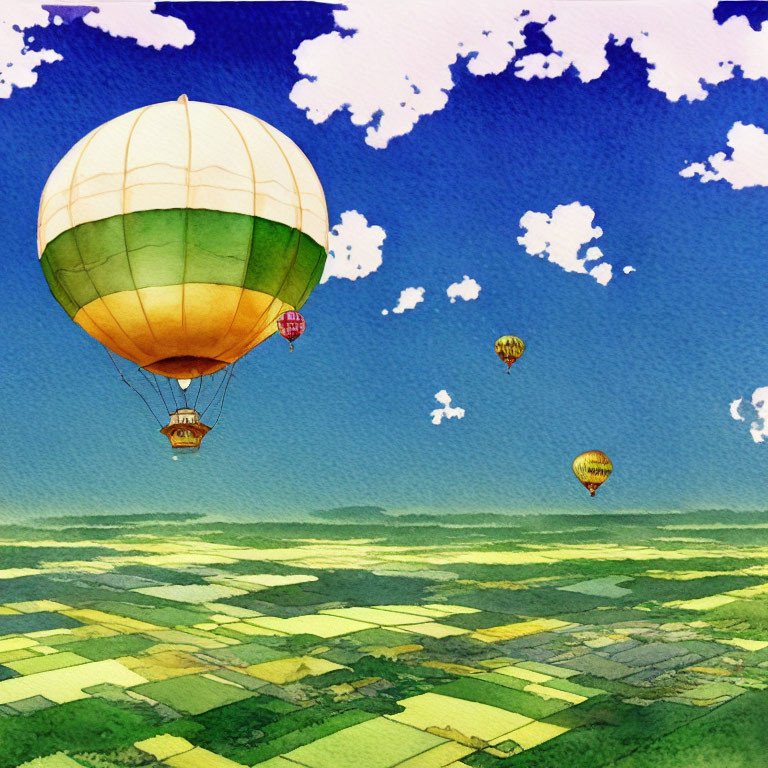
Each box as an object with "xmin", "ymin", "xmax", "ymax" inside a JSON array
[
  {"xmin": 495, "ymin": 335, "xmax": 525, "ymax": 373},
  {"xmin": 572, "ymin": 451, "xmax": 613, "ymax": 497}
]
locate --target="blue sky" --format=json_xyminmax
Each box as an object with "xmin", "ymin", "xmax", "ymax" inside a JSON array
[{"xmin": 1, "ymin": 1, "xmax": 767, "ymax": 518}]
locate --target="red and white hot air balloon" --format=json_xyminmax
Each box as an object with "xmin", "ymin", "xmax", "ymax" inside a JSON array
[{"xmin": 277, "ymin": 311, "xmax": 306, "ymax": 352}]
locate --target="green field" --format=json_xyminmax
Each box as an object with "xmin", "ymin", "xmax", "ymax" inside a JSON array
[{"xmin": 0, "ymin": 509, "xmax": 767, "ymax": 767}]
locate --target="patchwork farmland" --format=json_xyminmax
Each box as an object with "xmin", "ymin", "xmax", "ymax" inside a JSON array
[{"xmin": 1, "ymin": 509, "xmax": 768, "ymax": 767}]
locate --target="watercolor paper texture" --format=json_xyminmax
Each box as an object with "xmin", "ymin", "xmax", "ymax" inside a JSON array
[{"xmin": 1, "ymin": 1, "xmax": 768, "ymax": 766}]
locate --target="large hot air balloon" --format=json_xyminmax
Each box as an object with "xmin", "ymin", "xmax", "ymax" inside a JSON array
[
  {"xmin": 572, "ymin": 451, "xmax": 613, "ymax": 497},
  {"xmin": 277, "ymin": 310, "xmax": 306, "ymax": 352},
  {"xmin": 495, "ymin": 335, "xmax": 525, "ymax": 373},
  {"xmin": 38, "ymin": 95, "xmax": 328, "ymax": 448}
]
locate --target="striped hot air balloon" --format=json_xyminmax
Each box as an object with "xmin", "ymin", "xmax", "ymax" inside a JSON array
[
  {"xmin": 495, "ymin": 335, "xmax": 525, "ymax": 373},
  {"xmin": 572, "ymin": 451, "xmax": 613, "ymax": 497},
  {"xmin": 38, "ymin": 95, "xmax": 328, "ymax": 381}
]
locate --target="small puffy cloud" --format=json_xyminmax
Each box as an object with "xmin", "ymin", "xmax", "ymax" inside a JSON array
[
  {"xmin": 1, "ymin": 2, "xmax": 193, "ymax": 100},
  {"xmin": 82, "ymin": 3, "xmax": 195, "ymax": 50},
  {"xmin": 322, "ymin": 210, "xmax": 386, "ymax": 284},
  {"xmin": 518, "ymin": 202, "xmax": 618, "ymax": 286},
  {"xmin": 623, "ymin": 265, "xmax": 636, "ymax": 275},
  {"xmin": 430, "ymin": 390, "xmax": 465, "ymax": 425},
  {"xmin": 680, "ymin": 122, "xmax": 768, "ymax": 190},
  {"xmin": 447, "ymin": 275, "xmax": 481, "ymax": 303},
  {"xmin": 589, "ymin": 262, "xmax": 613, "ymax": 286},
  {"xmin": 382, "ymin": 286, "xmax": 425, "ymax": 315},
  {"xmin": 290, "ymin": 1, "xmax": 768, "ymax": 148},
  {"xmin": 730, "ymin": 387, "xmax": 768, "ymax": 443}
]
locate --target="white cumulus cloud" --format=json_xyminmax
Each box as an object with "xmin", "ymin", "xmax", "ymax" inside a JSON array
[
  {"xmin": 430, "ymin": 390, "xmax": 465, "ymax": 425},
  {"xmin": 518, "ymin": 202, "xmax": 619, "ymax": 285},
  {"xmin": 623, "ymin": 265, "xmax": 636, "ymax": 275},
  {"xmin": 0, "ymin": 4, "xmax": 62, "ymax": 99},
  {"xmin": 447, "ymin": 275, "xmax": 481, "ymax": 303},
  {"xmin": 0, "ymin": 2, "xmax": 194, "ymax": 100},
  {"xmin": 322, "ymin": 210, "xmax": 386, "ymax": 284},
  {"xmin": 382, "ymin": 286, "xmax": 425, "ymax": 315},
  {"xmin": 730, "ymin": 388, "xmax": 768, "ymax": 443},
  {"xmin": 290, "ymin": 0, "xmax": 768, "ymax": 148},
  {"xmin": 680, "ymin": 122, "xmax": 768, "ymax": 189},
  {"xmin": 82, "ymin": 4, "xmax": 195, "ymax": 50}
]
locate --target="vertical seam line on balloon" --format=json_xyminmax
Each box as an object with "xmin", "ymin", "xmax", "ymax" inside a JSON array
[
  {"xmin": 180, "ymin": 97, "xmax": 193, "ymax": 347},
  {"xmin": 122, "ymin": 105, "xmax": 162, "ymax": 352},
  {"xmin": 65, "ymin": 121, "xmax": 148, "ymax": 361},
  {"xmin": 292, "ymin": 140, "xmax": 329, "ymax": 308},
  {"xmin": 219, "ymin": 116, "xmax": 303, "ymax": 361},
  {"xmin": 212, "ymin": 116, "xmax": 300, "ymax": 362},
  {"xmin": 37, "ymin": 130, "xmax": 91, "ymax": 258},
  {"xmin": 211, "ymin": 105, "xmax": 258, "ymax": 361}
]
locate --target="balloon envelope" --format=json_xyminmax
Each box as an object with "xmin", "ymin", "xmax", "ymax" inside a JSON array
[
  {"xmin": 495, "ymin": 335, "xmax": 525, "ymax": 368},
  {"xmin": 572, "ymin": 451, "xmax": 613, "ymax": 496},
  {"xmin": 38, "ymin": 96, "xmax": 328, "ymax": 379},
  {"xmin": 277, "ymin": 310, "xmax": 306, "ymax": 343}
]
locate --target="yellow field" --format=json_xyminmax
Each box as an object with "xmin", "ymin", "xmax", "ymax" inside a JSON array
[
  {"xmin": 501, "ymin": 721, "xmax": 569, "ymax": 749},
  {"xmin": 472, "ymin": 619, "xmax": 573, "ymax": 643},
  {"xmin": 0, "ymin": 637, "xmax": 38, "ymax": 652},
  {"xmin": 492, "ymin": 665, "xmax": 552, "ymax": 684},
  {"xmin": 119, "ymin": 650, "xmax": 211, "ymax": 681},
  {"xmin": 397, "ymin": 622, "xmax": 469, "ymax": 638},
  {"xmin": 395, "ymin": 741, "xmax": 475, "ymax": 767},
  {"xmin": 0, "ymin": 659, "xmax": 147, "ymax": 704},
  {"xmin": 135, "ymin": 734, "xmax": 195, "ymax": 760},
  {"xmin": 666, "ymin": 595, "xmax": 738, "ymax": 611},
  {"xmin": 387, "ymin": 692, "xmax": 532, "ymax": 742},
  {"xmin": 165, "ymin": 747, "xmax": 247, "ymax": 768},
  {"xmin": 60, "ymin": 608, "xmax": 160, "ymax": 633},
  {"xmin": 245, "ymin": 656, "xmax": 347, "ymax": 684},
  {"xmin": 523, "ymin": 683, "xmax": 587, "ymax": 704},
  {"xmin": 5, "ymin": 600, "xmax": 71, "ymax": 613},
  {"xmin": 320, "ymin": 607, "xmax": 436, "ymax": 626},
  {"xmin": 716, "ymin": 637, "xmax": 768, "ymax": 651},
  {"xmin": 245, "ymin": 613, "xmax": 376, "ymax": 638}
]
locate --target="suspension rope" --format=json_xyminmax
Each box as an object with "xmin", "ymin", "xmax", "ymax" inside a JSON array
[
  {"xmin": 140, "ymin": 369, "xmax": 170, "ymax": 415},
  {"xmin": 210, "ymin": 363, "xmax": 236, "ymax": 429},
  {"xmin": 165, "ymin": 375, "xmax": 180, "ymax": 412},
  {"xmin": 106, "ymin": 351, "xmax": 164, "ymax": 427},
  {"xmin": 193, "ymin": 375, "xmax": 204, "ymax": 412},
  {"xmin": 147, "ymin": 371, "xmax": 172, "ymax": 415},
  {"xmin": 201, "ymin": 363, "xmax": 234, "ymax": 420}
]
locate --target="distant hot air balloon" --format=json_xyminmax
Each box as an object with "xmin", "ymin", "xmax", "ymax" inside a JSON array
[
  {"xmin": 495, "ymin": 335, "xmax": 525, "ymax": 373},
  {"xmin": 38, "ymin": 95, "xmax": 328, "ymax": 449},
  {"xmin": 277, "ymin": 311, "xmax": 306, "ymax": 352},
  {"xmin": 572, "ymin": 451, "xmax": 613, "ymax": 497}
]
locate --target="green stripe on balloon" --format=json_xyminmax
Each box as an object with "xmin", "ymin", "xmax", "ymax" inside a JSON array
[{"xmin": 40, "ymin": 208, "xmax": 326, "ymax": 318}]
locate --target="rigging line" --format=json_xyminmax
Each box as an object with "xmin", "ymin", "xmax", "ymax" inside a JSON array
[
  {"xmin": 147, "ymin": 368, "xmax": 171, "ymax": 416},
  {"xmin": 199, "ymin": 368, "xmax": 224, "ymax": 415},
  {"xmin": 166, "ymin": 375, "xmax": 180, "ymax": 412},
  {"xmin": 211, "ymin": 363, "xmax": 236, "ymax": 429},
  {"xmin": 105, "ymin": 351, "xmax": 163, "ymax": 427},
  {"xmin": 182, "ymin": 384, "xmax": 188, "ymax": 409},
  {"xmin": 149, "ymin": 371, "xmax": 172, "ymax": 414},
  {"xmin": 139, "ymin": 368, "xmax": 170, "ymax": 416},
  {"xmin": 200, "ymin": 364, "xmax": 232, "ymax": 419},
  {"xmin": 193, "ymin": 375, "xmax": 204, "ymax": 412}
]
